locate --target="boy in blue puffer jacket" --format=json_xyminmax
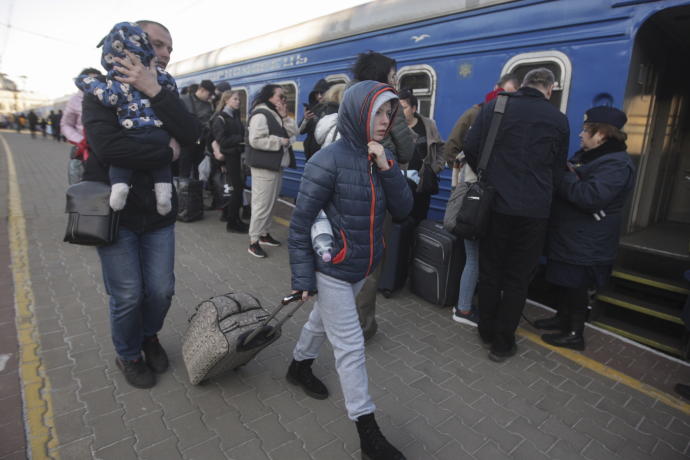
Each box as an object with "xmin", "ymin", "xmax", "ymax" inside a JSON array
[{"xmin": 286, "ymin": 81, "xmax": 412, "ymax": 460}]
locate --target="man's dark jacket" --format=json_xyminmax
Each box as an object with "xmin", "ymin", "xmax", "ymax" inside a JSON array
[
  {"xmin": 464, "ymin": 87, "xmax": 570, "ymax": 219},
  {"xmin": 82, "ymin": 86, "xmax": 201, "ymax": 233}
]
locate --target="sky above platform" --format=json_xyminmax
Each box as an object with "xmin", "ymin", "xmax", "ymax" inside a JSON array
[{"xmin": 0, "ymin": 0, "xmax": 371, "ymax": 100}]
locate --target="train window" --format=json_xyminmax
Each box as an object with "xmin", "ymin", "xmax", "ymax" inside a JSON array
[
  {"xmin": 501, "ymin": 51, "xmax": 572, "ymax": 112},
  {"xmin": 278, "ymin": 81, "xmax": 298, "ymax": 120},
  {"xmin": 233, "ymin": 87, "xmax": 249, "ymax": 124},
  {"xmin": 397, "ymin": 65, "xmax": 437, "ymax": 118},
  {"xmin": 325, "ymin": 74, "xmax": 350, "ymax": 85}
]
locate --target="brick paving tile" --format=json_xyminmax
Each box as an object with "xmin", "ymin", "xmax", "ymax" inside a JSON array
[{"xmin": 3, "ymin": 133, "xmax": 690, "ymax": 460}]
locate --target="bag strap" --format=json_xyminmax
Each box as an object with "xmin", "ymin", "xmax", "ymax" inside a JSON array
[{"xmin": 477, "ymin": 94, "xmax": 509, "ymax": 176}]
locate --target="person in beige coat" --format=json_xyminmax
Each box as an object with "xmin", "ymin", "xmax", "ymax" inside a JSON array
[{"xmin": 245, "ymin": 84, "xmax": 298, "ymax": 258}]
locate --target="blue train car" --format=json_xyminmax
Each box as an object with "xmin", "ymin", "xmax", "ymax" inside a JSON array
[{"xmin": 169, "ymin": 0, "xmax": 690, "ymax": 357}]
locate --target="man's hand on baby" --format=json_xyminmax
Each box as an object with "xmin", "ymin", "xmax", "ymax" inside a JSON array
[{"xmin": 113, "ymin": 50, "xmax": 162, "ymax": 98}]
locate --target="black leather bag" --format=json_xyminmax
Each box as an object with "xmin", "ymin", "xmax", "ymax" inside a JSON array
[
  {"xmin": 454, "ymin": 95, "xmax": 508, "ymax": 240},
  {"xmin": 64, "ymin": 181, "xmax": 119, "ymax": 246}
]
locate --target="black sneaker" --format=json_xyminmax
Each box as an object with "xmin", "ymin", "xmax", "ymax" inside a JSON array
[
  {"xmin": 259, "ymin": 233, "xmax": 281, "ymax": 247},
  {"xmin": 142, "ymin": 335, "xmax": 169, "ymax": 373},
  {"xmin": 116, "ymin": 356, "xmax": 155, "ymax": 389},
  {"xmin": 248, "ymin": 242, "xmax": 267, "ymax": 258}
]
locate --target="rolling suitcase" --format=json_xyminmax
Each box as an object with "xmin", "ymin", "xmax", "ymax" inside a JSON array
[
  {"xmin": 175, "ymin": 177, "xmax": 204, "ymax": 222},
  {"xmin": 410, "ymin": 220, "xmax": 464, "ymax": 307},
  {"xmin": 378, "ymin": 217, "xmax": 416, "ymax": 298},
  {"xmin": 182, "ymin": 292, "xmax": 306, "ymax": 385}
]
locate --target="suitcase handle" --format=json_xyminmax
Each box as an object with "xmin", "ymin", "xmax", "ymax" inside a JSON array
[{"xmin": 241, "ymin": 291, "xmax": 316, "ymax": 346}]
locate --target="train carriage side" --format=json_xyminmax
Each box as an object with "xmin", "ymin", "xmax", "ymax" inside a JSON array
[{"xmin": 172, "ymin": 0, "xmax": 690, "ymax": 356}]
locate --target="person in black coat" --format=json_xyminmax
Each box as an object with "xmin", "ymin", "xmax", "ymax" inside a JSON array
[
  {"xmin": 538, "ymin": 106, "xmax": 635, "ymax": 350},
  {"xmin": 211, "ymin": 90, "xmax": 248, "ymax": 232},
  {"xmin": 298, "ymin": 78, "xmax": 334, "ymax": 160},
  {"xmin": 464, "ymin": 68, "xmax": 570, "ymax": 362}
]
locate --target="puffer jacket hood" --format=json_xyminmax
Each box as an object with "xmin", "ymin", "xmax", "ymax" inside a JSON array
[
  {"xmin": 337, "ymin": 80, "xmax": 399, "ymax": 150},
  {"xmin": 288, "ymin": 80, "xmax": 413, "ymax": 292}
]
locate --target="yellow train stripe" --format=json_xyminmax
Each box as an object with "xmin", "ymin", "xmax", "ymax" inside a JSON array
[
  {"xmin": 612, "ymin": 270, "xmax": 689, "ymax": 295},
  {"xmin": 518, "ymin": 328, "xmax": 690, "ymax": 415},
  {"xmin": 1, "ymin": 135, "xmax": 60, "ymax": 459}
]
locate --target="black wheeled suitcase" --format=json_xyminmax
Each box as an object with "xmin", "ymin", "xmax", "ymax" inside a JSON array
[
  {"xmin": 378, "ymin": 217, "xmax": 416, "ymax": 298},
  {"xmin": 182, "ymin": 292, "xmax": 307, "ymax": 385},
  {"xmin": 175, "ymin": 177, "xmax": 204, "ymax": 222},
  {"xmin": 410, "ymin": 220, "xmax": 464, "ymax": 307}
]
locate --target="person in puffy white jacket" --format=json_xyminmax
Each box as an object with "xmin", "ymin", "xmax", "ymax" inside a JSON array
[{"xmin": 314, "ymin": 84, "xmax": 346, "ymax": 149}]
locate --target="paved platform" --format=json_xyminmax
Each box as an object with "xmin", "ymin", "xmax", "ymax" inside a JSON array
[{"xmin": 1, "ymin": 131, "xmax": 689, "ymax": 460}]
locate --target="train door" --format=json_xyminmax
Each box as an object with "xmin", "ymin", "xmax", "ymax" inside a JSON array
[{"xmin": 624, "ymin": 5, "xmax": 690, "ymax": 253}]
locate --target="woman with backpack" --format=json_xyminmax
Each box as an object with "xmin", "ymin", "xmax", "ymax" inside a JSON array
[
  {"xmin": 212, "ymin": 90, "xmax": 248, "ymax": 233},
  {"xmin": 287, "ymin": 81, "xmax": 413, "ymax": 460}
]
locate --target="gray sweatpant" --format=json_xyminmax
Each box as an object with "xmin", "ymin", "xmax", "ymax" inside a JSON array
[{"xmin": 293, "ymin": 272, "xmax": 375, "ymax": 420}]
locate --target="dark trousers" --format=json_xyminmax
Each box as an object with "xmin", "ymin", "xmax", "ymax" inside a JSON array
[
  {"xmin": 478, "ymin": 211, "xmax": 547, "ymax": 353},
  {"xmin": 554, "ymin": 285, "xmax": 589, "ymax": 332},
  {"xmin": 224, "ymin": 153, "xmax": 244, "ymax": 222},
  {"xmin": 179, "ymin": 144, "xmax": 203, "ymax": 179}
]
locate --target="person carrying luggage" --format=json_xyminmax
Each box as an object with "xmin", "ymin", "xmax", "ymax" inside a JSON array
[{"xmin": 287, "ymin": 80, "xmax": 412, "ymax": 460}]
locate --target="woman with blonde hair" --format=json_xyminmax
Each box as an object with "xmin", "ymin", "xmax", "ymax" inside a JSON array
[
  {"xmin": 314, "ymin": 83, "xmax": 346, "ymax": 148},
  {"xmin": 211, "ymin": 90, "xmax": 248, "ymax": 232}
]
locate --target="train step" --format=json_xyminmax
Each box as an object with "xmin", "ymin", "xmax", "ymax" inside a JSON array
[
  {"xmin": 594, "ymin": 288, "xmax": 684, "ymax": 325},
  {"xmin": 590, "ymin": 315, "xmax": 686, "ymax": 358},
  {"xmin": 610, "ymin": 269, "xmax": 689, "ymax": 296}
]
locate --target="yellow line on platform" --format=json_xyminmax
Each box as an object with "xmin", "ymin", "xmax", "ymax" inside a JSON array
[
  {"xmin": 273, "ymin": 216, "xmax": 291, "ymax": 228},
  {"xmin": 1, "ymin": 135, "xmax": 60, "ymax": 459},
  {"xmin": 518, "ymin": 327, "xmax": 690, "ymax": 415}
]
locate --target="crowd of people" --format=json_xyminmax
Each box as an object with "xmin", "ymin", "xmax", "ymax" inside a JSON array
[
  {"xmin": 54, "ymin": 18, "xmax": 641, "ymax": 460},
  {"xmin": 5, "ymin": 109, "xmax": 65, "ymax": 141}
]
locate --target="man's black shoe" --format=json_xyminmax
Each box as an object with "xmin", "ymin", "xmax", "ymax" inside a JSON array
[
  {"xmin": 356, "ymin": 413, "xmax": 406, "ymax": 460},
  {"xmin": 542, "ymin": 331, "xmax": 585, "ymax": 351},
  {"xmin": 226, "ymin": 219, "xmax": 249, "ymax": 233},
  {"xmin": 286, "ymin": 359, "xmax": 329, "ymax": 399},
  {"xmin": 488, "ymin": 344, "xmax": 518, "ymax": 363},
  {"xmin": 533, "ymin": 314, "xmax": 567, "ymax": 331},
  {"xmin": 116, "ymin": 356, "xmax": 156, "ymax": 388},
  {"xmin": 142, "ymin": 336, "xmax": 169, "ymax": 373}
]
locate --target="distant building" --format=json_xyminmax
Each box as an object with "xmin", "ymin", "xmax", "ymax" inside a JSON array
[{"xmin": 0, "ymin": 73, "xmax": 52, "ymax": 114}]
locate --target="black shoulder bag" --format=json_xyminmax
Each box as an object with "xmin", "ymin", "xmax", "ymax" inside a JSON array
[
  {"xmin": 454, "ymin": 95, "xmax": 508, "ymax": 240},
  {"xmin": 64, "ymin": 181, "xmax": 120, "ymax": 246}
]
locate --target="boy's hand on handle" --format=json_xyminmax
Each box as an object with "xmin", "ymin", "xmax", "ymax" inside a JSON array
[
  {"xmin": 113, "ymin": 50, "xmax": 161, "ymax": 98},
  {"xmin": 169, "ymin": 137, "xmax": 181, "ymax": 161},
  {"xmin": 289, "ymin": 290, "xmax": 316, "ymax": 302},
  {"xmin": 368, "ymin": 141, "xmax": 390, "ymax": 171}
]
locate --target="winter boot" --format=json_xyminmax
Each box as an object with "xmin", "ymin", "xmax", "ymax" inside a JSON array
[
  {"xmin": 356, "ymin": 413, "xmax": 406, "ymax": 460},
  {"xmin": 286, "ymin": 359, "xmax": 329, "ymax": 399}
]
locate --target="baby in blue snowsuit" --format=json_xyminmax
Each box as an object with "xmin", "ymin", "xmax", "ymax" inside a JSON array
[{"xmin": 76, "ymin": 22, "xmax": 178, "ymax": 215}]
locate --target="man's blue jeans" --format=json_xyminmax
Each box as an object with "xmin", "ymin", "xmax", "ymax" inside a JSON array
[{"xmin": 97, "ymin": 224, "xmax": 175, "ymax": 360}]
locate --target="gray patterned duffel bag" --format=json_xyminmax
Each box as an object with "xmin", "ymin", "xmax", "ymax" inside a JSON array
[{"xmin": 182, "ymin": 291, "xmax": 306, "ymax": 385}]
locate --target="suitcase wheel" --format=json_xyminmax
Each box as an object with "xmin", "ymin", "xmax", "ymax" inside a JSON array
[{"xmin": 381, "ymin": 289, "xmax": 393, "ymax": 299}]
